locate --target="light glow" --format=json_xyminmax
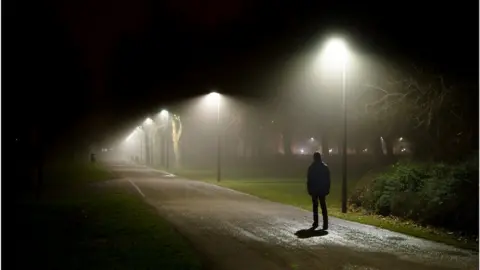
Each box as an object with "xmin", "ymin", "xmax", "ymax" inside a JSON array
[
  {"xmin": 206, "ymin": 92, "xmax": 221, "ymax": 105},
  {"xmin": 126, "ymin": 128, "xmax": 138, "ymax": 142},
  {"xmin": 144, "ymin": 118, "xmax": 153, "ymax": 125},
  {"xmin": 323, "ymin": 38, "xmax": 349, "ymax": 67},
  {"xmin": 315, "ymin": 37, "xmax": 350, "ymax": 74},
  {"xmin": 160, "ymin": 109, "xmax": 169, "ymax": 117}
]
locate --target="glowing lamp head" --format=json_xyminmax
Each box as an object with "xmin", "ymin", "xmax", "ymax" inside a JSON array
[
  {"xmin": 319, "ymin": 37, "xmax": 350, "ymax": 70},
  {"xmin": 144, "ymin": 118, "xmax": 153, "ymax": 125},
  {"xmin": 206, "ymin": 92, "xmax": 221, "ymax": 105},
  {"xmin": 324, "ymin": 38, "xmax": 348, "ymax": 61},
  {"xmin": 160, "ymin": 109, "xmax": 169, "ymax": 117}
]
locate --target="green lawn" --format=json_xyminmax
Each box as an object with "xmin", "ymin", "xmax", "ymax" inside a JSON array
[
  {"xmin": 16, "ymin": 162, "xmax": 203, "ymax": 270},
  {"xmin": 173, "ymin": 168, "xmax": 477, "ymax": 251}
]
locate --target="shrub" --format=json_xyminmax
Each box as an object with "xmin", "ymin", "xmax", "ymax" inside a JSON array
[{"xmin": 349, "ymin": 155, "xmax": 479, "ymax": 235}]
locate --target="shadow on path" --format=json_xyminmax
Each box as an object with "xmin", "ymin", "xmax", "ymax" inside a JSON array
[{"xmin": 295, "ymin": 228, "xmax": 329, "ymax": 239}]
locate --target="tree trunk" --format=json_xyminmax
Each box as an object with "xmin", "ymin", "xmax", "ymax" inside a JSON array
[
  {"xmin": 171, "ymin": 116, "xmax": 182, "ymax": 169},
  {"xmin": 144, "ymin": 132, "xmax": 150, "ymax": 165}
]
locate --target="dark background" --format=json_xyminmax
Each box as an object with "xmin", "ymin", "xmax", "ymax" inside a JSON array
[{"xmin": 4, "ymin": 0, "xmax": 478, "ymax": 151}]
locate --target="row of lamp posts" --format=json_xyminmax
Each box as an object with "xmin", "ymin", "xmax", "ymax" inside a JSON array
[
  {"xmin": 124, "ymin": 92, "xmax": 222, "ymax": 181},
  {"xmin": 124, "ymin": 36, "xmax": 351, "ymax": 213}
]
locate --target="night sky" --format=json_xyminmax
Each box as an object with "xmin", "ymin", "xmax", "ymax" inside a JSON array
[{"xmin": 4, "ymin": 0, "xmax": 479, "ymax": 149}]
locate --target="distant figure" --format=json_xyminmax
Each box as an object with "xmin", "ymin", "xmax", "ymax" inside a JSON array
[
  {"xmin": 307, "ymin": 152, "xmax": 330, "ymax": 230},
  {"xmin": 90, "ymin": 153, "xmax": 96, "ymax": 163}
]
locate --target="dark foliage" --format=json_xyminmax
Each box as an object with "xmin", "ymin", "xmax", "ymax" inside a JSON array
[{"xmin": 349, "ymin": 155, "xmax": 479, "ymax": 236}]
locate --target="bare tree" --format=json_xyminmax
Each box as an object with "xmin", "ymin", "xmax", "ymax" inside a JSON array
[
  {"xmin": 171, "ymin": 114, "xmax": 183, "ymax": 168},
  {"xmin": 356, "ymin": 62, "xmax": 474, "ymax": 161}
]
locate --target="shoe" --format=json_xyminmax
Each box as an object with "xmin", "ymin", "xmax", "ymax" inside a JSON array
[{"xmin": 311, "ymin": 222, "xmax": 319, "ymax": 229}]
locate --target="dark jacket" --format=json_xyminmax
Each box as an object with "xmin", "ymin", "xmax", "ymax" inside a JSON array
[{"xmin": 307, "ymin": 161, "xmax": 331, "ymax": 196}]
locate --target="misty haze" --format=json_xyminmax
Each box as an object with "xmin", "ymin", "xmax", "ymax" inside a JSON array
[{"xmin": 6, "ymin": 1, "xmax": 479, "ymax": 270}]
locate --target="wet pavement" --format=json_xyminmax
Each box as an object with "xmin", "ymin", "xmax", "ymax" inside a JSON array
[{"xmin": 108, "ymin": 163, "xmax": 478, "ymax": 270}]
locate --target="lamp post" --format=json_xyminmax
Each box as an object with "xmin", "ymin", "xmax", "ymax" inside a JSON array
[
  {"xmin": 341, "ymin": 57, "xmax": 347, "ymax": 214},
  {"xmin": 321, "ymin": 38, "xmax": 350, "ymax": 213},
  {"xmin": 206, "ymin": 92, "xmax": 221, "ymax": 182}
]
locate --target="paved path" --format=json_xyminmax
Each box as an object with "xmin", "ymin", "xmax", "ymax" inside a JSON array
[{"xmin": 108, "ymin": 163, "xmax": 478, "ymax": 270}]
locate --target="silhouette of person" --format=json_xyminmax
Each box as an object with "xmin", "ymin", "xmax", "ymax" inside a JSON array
[{"xmin": 307, "ymin": 152, "xmax": 330, "ymax": 230}]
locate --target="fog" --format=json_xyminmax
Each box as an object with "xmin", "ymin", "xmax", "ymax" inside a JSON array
[
  {"xmin": 96, "ymin": 34, "xmax": 475, "ymax": 183},
  {"xmin": 99, "ymin": 69, "xmax": 411, "ymax": 182}
]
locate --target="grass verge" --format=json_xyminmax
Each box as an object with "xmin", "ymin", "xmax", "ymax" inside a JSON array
[
  {"xmin": 173, "ymin": 168, "xmax": 478, "ymax": 251},
  {"xmin": 15, "ymin": 162, "xmax": 203, "ymax": 270}
]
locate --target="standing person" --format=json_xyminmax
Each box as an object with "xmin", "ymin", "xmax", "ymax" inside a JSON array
[{"xmin": 307, "ymin": 152, "xmax": 331, "ymax": 230}]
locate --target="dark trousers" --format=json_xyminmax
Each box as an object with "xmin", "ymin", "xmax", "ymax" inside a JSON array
[{"xmin": 311, "ymin": 194, "xmax": 328, "ymax": 227}]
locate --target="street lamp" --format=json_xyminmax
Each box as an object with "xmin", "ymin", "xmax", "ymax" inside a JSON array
[
  {"xmin": 160, "ymin": 109, "xmax": 169, "ymax": 118},
  {"xmin": 206, "ymin": 92, "xmax": 221, "ymax": 182},
  {"xmin": 144, "ymin": 117, "xmax": 153, "ymax": 125},
  {"xmin": 321, "ymin": 37, "xmax": 350, "ymax": 213}
]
